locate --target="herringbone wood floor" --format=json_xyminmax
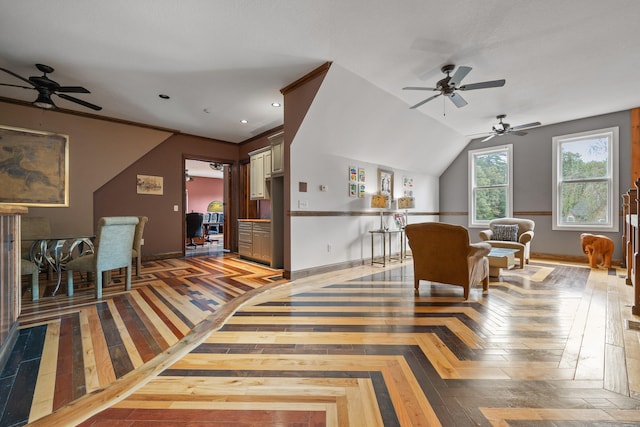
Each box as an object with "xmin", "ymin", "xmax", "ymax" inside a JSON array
[{"xmin": 4, "ymin": 254, "xmax": 640, "ymax": 426}]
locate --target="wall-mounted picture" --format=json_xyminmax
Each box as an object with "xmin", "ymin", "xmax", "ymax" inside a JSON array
[
  {"xmin": 378, "ymin": 168, "xmax": 394, "ymax": 199},
  {"xmin": 349, "ymin": 165, "xmax": 357, "ymax": 182},
  {"xmin": 403, "ymin": 175, "xmax": 414, "ymax": 197},
  {"xmin": 0, "ymin": 125, "xmax": 69, "ymax": 206},
  {"xmin": 349, "ymin": 182, "xmax": 357, "ymax": 197},
  {"xmin": 137, "ymin": 174, "xmax": 164, "ymax": 195},
  {"xmin": 359, "ymin": 183, "xmax": 366, "ymax": 198},
  {"xmin": 358, "ymin": 167, "xmax": 366, "ymax": 182}
]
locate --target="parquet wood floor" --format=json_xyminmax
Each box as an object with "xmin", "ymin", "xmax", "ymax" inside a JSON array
[{"xmin": 3, "ymin": 255, "xmax": 640, "ymax": 426}]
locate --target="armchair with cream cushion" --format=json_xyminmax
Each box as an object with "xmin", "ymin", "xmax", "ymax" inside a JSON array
[
  {"xmin": 478, "ymin": 217, "xmax": 535, "ymax": 268},
  {"xmin": 405, "ymin": 222, "xmax": 491, "ymax": 300}
]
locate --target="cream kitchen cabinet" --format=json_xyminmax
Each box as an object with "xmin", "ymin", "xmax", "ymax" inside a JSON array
[
  {"xmin": 249, "ymin": 149, "xmax": 269, "ymax": 200},
  {"xmin": 268, "ymin": 131, "xmax": 284, "ymax": 176}
]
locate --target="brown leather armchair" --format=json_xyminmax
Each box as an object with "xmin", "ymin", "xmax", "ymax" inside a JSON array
[{"xmin": 405, "ymin": 222, "xmax": 491, "ymax": 299}]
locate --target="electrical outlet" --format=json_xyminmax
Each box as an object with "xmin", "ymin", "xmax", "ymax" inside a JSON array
[
  {"xmin": 173, "ymin": 205, "xmax": 179, "ymax": 212},
  {"xmin": 140, "ymin": 238, "xmax": 144, "ymax": 245}
]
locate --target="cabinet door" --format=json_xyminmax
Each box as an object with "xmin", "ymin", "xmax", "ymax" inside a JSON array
[
  {"xmin": 271, "ymin": 141, "xmax": 284, "ymax": 175},
  {"xmin": 264, "ymin": 149, "xmax": 272, "ymax": 179},
  {"xmin": 250, "ymin": 153, "xmax": 264, "ymax": 199},
  {"xmin": 253, "ymin": 223, "xmax": 271, "ymax": 262}
]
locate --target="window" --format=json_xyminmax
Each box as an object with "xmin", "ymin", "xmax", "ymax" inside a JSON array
[
  {"xmin": 552, "ymin": 127, "xmax": 619, "ymax": 231},
  {"xmin": 468, "ymin": 145, "xmax": 513, "ymax": 227}
]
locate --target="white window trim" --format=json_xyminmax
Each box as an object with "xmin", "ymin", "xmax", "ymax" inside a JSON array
[
  {"xmin": 468, "ymin": 144, "xmax": 513, "ymax": 228},
  {"xmin": 551, "ymin": 126, "xmax": 619, "ymax": 232}
]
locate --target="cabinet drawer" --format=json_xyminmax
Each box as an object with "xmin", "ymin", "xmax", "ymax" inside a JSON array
[
  {"xmin": 238, "ymin": 222, "xmax": 253, "ymax": 243},
  {"xmin": 253, "ymin": 222, "xmax": 270, "ymax": 234}
]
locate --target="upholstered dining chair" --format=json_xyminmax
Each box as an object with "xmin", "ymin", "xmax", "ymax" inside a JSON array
[
  {"xmin": 21, "ymin": 216, "xmax": 52, "ymax": 278},
  {"xmin": 405, "ymin": 222, "xmax": 491, "ymax": 300},
  {"xmin": 66, "ymin": 216, "xmax": 139, "ymax": 299},
  {"xmin": 21, "ymin": 258, "xmax": 40, "ymax": 301},
  {"xmin": 131, "ymin": 216, "xmax": 148, "ymax": 278}
]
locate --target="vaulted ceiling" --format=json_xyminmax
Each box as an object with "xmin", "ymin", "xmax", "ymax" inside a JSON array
[{"xmin": 1, "ymin": 0, "xmax": 638, "ymax": 152}]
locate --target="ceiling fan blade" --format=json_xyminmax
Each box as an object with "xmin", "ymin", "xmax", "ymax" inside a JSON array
[
  {"xmin": 57, "ymin": 86, "xmax": 91, "ymax": 94},
  {"xmin": 449, "ymin": 66, "xmax": 472, "ymax": 87},
  {"xmin": 402, "ymin": 86, "xmax": 438, "ymax": 91},
  {"xmin": 481, "ymin": 134, "xmax": 497, "ymax": 142},
  {"xmin": 510, "ymin": 121, "xmax": 541, "ymax": 131},
  {"xmin": 57, "ymin": 93, "xmax": 102, "ymax": 111},
  {"xmin": 510, "ymin": 130, "xmax": 527, "ymax": 136},
  {"xmin": 448, "ymin": 92, "xmax": 467, "ymax": 108},
  {"xmin": 409, "ymin": 93, "xmax": 441, "ymax": 109},
  {"xmin": 459, "ymin": 79, "xmax": 506, "ymax": 91},
  {"xmin": 0, "ymin": 67, "xmax": 36, "ymax": 87},
  {"xmin": 0, "ymin": 82, "xmax": 34, "ymax": 90}
]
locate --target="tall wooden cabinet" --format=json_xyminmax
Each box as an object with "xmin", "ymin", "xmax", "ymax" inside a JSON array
[{"xmin": 244, "ymin": 130, "xmax": 285, "ymax": 269}]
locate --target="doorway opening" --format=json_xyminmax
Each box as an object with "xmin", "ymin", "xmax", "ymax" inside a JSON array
[{"xmin": 184, "ymin": 158, "xmax": 231, "ymax": 256}]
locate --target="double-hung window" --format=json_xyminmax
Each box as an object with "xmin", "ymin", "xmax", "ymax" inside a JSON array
[
  {"xmin": 468, "ymin": 145, "xmax": 513, "ymax": 227},
  {"xmin": 552, "ymin": 127, "xmax": 618, "ymax": 231}
]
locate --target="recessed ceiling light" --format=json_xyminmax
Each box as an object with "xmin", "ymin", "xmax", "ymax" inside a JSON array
[
  {"xmin": 271, "ymin": 102, "xmax": 281, "ymax": 107},
  {"xmin": 240, "ymin": 119, "xmax": 248, "ymax": 124},
  {"xmin": 159, "ymin": 94, "xmax": 170, "ymax": 99}
]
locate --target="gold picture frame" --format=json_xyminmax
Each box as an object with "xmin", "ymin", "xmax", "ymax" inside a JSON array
[
  {"xmin": 378, "ymin": 168, "xmax": 394, "ymax": 199},
  {"xmin": 0, "ymin": 125, "xmax": 69, "ymax": 206}
]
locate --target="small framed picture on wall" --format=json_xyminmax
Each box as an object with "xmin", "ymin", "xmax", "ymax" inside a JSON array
[{"xmin": 378, "ymin": 168, "xmax": 394, "ymax": 199}]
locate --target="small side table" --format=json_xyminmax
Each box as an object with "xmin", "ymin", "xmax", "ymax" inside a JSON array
[{"xmin": 369, "ymin": 229, "xmax": 404, "ymax": 266}]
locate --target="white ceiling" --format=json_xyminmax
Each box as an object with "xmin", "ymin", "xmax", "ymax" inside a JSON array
[
  {"xmin": 185, "ymin": 159, "xmax": 223, "ymax": 179},
  {"xmin": 1, "ymin": 0, "xmax": 639, "ymax": 150}
]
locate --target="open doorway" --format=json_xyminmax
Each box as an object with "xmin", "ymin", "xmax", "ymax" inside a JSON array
[{"xmin": 184, "ymin": 158, "xmax": 230, "ymax": 255}]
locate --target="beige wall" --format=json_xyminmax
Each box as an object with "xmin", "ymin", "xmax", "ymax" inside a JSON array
[
  {"xmin": 0, "ymin": 101, "xmax": 276, "ymax": 258},
  {"xmin": 0, "ymin": 102, "xmax": 170, "ymax": 235},
  {"xmin": 94, "ymin": 133, "xmax": 240, "ymax": 257}
]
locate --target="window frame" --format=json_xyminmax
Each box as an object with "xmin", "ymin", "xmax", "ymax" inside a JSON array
[
  {"xmin": 551, "ymin": 126, "xmax": 619, "ymax": 232},
  {"xmin": 468, "ymin": 144, "xmax": 513, "ymax": 228}
]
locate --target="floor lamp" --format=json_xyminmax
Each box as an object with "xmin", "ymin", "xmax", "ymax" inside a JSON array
[
  {"xmin": 397, "ymin": 196, "xmax": 415, "ymax": 227},
  {"xmin": 371, "ymin": 194, "xmax": 390, "ymax": 231}
]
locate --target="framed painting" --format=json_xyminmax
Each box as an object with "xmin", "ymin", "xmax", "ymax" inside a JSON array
[
  {"xmin": 378, "ymin": 168, "xmax": 394, "ymax": 199},
  {"xmin": 137, "ymin": 174, "xmax": 164, "ymax": 195},
  {"xmin": 0, "ymin": 125, "xmax": 69, "ymax": 206}
]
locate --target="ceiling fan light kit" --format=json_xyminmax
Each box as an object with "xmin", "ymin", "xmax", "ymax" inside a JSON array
[
  {"xmin": 33, "ymin": 93, "xmax": 56, "ymax": 109},
  {"xmin": 0, "ymin": 63, "xmax": 102, "ymax": 111}
]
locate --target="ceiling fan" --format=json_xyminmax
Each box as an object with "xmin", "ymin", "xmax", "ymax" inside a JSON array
[
  {"xmin": 403, "ymin": 64, "xmax": 505, "ymax": 109},
  {"xmin": 0, "ymin": 63, "xmax": 102, "ymax": 111},
  {"xmin": 209, "ymin": 162, "xmax": 224, "ymax": 171},
  {"xmin": 479, "ymin": 114, "xmax": 541, "ymax": 142}
]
